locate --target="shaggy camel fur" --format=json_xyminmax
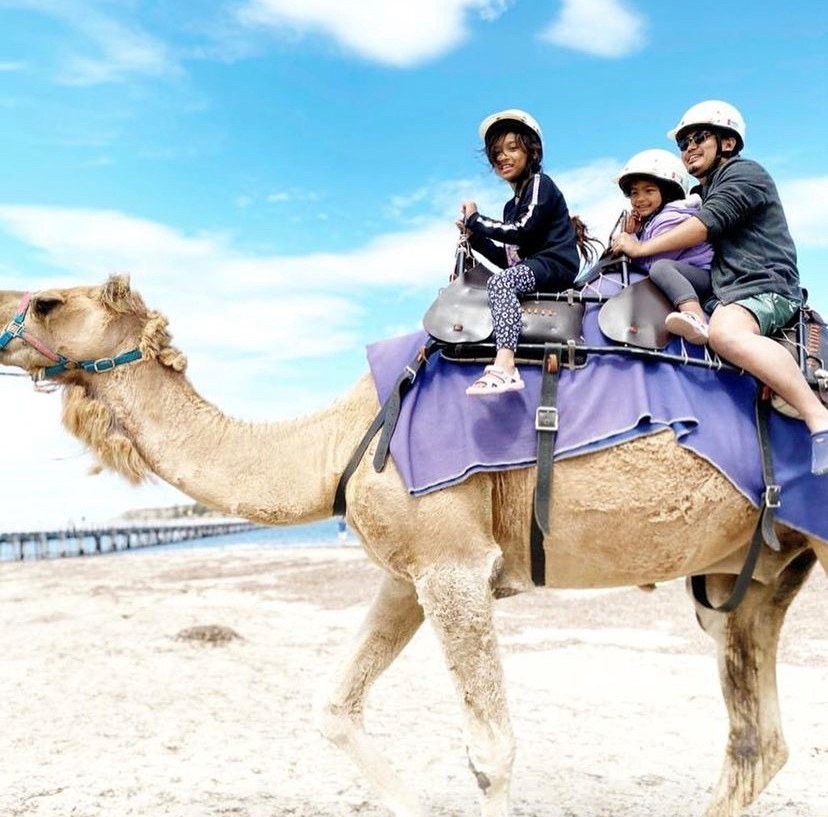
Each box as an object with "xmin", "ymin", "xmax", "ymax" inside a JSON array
[{"xmin": 0, "ymin": 276, "xmax": 825, "ymax": 817}]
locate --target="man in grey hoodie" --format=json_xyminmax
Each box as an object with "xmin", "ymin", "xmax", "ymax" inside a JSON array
[{"xmin": 612, "ymin": 100, "xmax": 828, "ymax": 475}]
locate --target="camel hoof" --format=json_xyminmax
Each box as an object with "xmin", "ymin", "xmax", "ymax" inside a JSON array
[{"xmin": 702, "ymin": 743, "xmax": 789, "ymax": 817}]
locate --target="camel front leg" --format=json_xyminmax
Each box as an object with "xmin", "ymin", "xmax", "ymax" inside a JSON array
[
  {"xmin": 315, "ymin": 572, "xmax": 426, "ymax": 817},
  {"xmin": 691, "ymin": 550, "xmax": 816, "ymax": 817},
  {"xmin": 415, "ymin": 553, "xmax": 515, "ymax": 817}
]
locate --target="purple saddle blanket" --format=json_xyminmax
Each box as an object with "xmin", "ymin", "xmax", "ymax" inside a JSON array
[{"xmin": 367, "ymin": 315, "xmax": 828, "ymax": 544}]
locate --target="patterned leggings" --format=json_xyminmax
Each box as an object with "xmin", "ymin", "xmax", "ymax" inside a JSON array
[{"xmin": 487, "ymin": 263, "xmax": 537, "ymax": 351}]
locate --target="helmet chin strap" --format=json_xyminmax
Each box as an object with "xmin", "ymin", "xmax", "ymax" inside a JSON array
[{"xmin": 695, "ymin": 131, "xmax": 737, "ymax": 180}]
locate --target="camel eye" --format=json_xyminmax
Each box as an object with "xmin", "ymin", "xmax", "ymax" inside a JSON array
[{"xmin": 32, "ymin": 294, "xmax": 64, "ymax": 317}]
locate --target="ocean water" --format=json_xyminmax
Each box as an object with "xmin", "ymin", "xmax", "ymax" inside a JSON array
[
  {"xmin": 0, "ymin": 519, "xmax": 355, "ymax": 562},
  {"xmin": 137, "ymin": 519, "xmax": 353, "ymax": 554}
]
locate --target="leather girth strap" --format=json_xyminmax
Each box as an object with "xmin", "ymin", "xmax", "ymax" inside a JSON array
[
  {"xmin": 529, "ymin": 343, "xmax": 564, "ymax": 586},
  {"xmin": 332, "ymin": 339, "xmax": 438, "ymax": 517},
  {"xmin": 690, "ymin": 387, "xmax": 782, "ymax": 613}
]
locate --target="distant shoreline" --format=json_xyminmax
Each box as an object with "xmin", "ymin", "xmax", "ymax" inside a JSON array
[{"xmin": 0, "ymin": 518, "xmax": 355, "ymax": 563}]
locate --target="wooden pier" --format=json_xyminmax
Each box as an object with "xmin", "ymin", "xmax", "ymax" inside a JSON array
[{"xmin": 0, "ymin": 519, "xmax": 261, "ymax": 561}]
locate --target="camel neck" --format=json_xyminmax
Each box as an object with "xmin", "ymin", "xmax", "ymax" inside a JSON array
[{"xmin": 91, "ymin": 361, "xmax": 379, "ymax": 525}]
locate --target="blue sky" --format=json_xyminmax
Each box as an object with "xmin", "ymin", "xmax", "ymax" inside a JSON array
[{"xmin": 1, "ymin": 0, "xmax": 827, "ymax": 528}]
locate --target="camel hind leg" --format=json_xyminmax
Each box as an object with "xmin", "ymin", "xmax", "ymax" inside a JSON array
[
  {"xmin": 692, "ymin": 548, "xmax": 817, "ymax": 817},
  {"xmin": 315, "ymin": 572, "xmax": 426, "ymax": 817}
]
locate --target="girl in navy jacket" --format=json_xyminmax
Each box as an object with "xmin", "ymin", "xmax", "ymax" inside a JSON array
[{"xmin": 459, "ymin": 109, "xmax": 590, "ymax": 396}]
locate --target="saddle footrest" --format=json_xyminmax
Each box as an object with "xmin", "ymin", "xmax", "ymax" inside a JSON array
[{"xmin": 439, "ymin": 341, "xmax": 588, "ymax": 368}]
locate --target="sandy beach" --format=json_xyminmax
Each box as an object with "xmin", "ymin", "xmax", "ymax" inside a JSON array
[{"xmin": 1, "ymin": 542, "xmax": 826, "ymax": 817}]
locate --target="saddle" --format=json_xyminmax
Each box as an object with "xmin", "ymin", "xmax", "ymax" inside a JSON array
[
  {"xmin": 770, "ymin": 305, "xmax": 828, "ymax": 417},
  {"xmin": 421, "ymin": 263, "xmax": 498, "ymax": 344},
  {"xmin": 596, "ymin": 277, "xmax": 672, "ymax": 350},
  {"xmin": 422, "ymin": 262, "xmax": 586, "ymax": 363},
  {"xmin": 422, "ymin": 255, "xmax": 673, "ymax": 360}
]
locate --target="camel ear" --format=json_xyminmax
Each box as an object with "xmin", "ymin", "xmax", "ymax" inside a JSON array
[
  {"xmin": 101, "ymin": 274, "xmax": 132, "ymax": 310},
  {"xmin": 32, "ymin": 290, "xmax": 66, "ymax": 318}
]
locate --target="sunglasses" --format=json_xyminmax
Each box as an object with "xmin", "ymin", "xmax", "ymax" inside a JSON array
[{"xmin": 676, "ymin": 130, "xmax": 714, "ymax": 152}]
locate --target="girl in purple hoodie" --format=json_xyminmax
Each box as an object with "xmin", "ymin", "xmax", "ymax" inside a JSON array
[{"xmin": 616, "ymin": 149, "xmax": 714, "ymax": 344}]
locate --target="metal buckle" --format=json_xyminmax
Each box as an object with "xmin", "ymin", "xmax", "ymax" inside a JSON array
[
  {"xmin": 404, "ymin": 364, "xmax": 417, "ymax": 383},
  {"xmin": 5, "ymin": 319, "xmax": 25, "ymax": 338},
  {"xmin": 91, "ymin": 357, "xmax": 116, "ymax": 373},
  {"xmin": 763, "ymin": 484, "xmax": 781, "ymax": 509},
  {"xmin": 535, "ymin": 406, "xmax": 559, "ymax": 432},
  {"xmin": 816, "ymin": 369, "xmax": 828, "ymax": 403},
  {"xmin": 566, "ymin": 339, "xmax": 577, "ymax": 369}
]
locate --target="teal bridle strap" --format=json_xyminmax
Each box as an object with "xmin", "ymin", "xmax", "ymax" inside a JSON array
[{"xmin": 40, "ymin": 348, "xmax": 143, "ymax": 379}]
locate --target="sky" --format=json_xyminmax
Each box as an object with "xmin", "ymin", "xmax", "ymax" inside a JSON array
[{"xmin": 0, "ymin": 0, "xmax": 827, "ymax": 530}]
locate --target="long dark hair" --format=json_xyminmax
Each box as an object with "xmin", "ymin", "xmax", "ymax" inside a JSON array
[
  {"xmin": 571, "ymin": 215, "xmax": 604, "ymax": 267},
  {"xmin": 483, "ymin": 122, "xmax": 543, "ymax": 176}
]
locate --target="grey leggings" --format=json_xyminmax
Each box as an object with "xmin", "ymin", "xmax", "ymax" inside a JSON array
[
  {"xmin": 649, "ymin": 258, "xmax": 712, "ymax": 308},
  {"xmin": 486, "ymin": 263, "xmax": 537, "ymax": 351}
]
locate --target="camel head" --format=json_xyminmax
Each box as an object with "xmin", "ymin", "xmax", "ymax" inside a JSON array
[
  {"xmin": 0, "ymin": 275, "xmax": 187, "ymax": 483},
  {"xmin": 0, "ymin": 275, "xmax": 186, "ymax": 376}
]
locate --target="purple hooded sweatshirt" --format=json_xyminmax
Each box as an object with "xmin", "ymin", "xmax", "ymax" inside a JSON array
[{"xmin": 635, "ymin": 194, "xmax": 714, "ymax": 273}]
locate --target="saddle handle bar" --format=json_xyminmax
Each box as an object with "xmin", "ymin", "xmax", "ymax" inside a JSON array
[
  {"xmin": 454, "ymin": 218, "xmax": 472, "ymax": 284},
  {"xmin": 608, "ymin": 210, "xmax": 634, "ymax": 287}
]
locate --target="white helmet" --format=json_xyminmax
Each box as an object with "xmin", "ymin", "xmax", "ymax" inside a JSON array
[
  {"xmin": 478, "ymin": 109, "xmax": 543, "ymax": 146},
  {"xmin": 667, "ymin": 100, "xmax": 746, "ymax": 150},
  {"xmin": 615, "ymin": 148, "xmax": 691, "ymax": 199}
]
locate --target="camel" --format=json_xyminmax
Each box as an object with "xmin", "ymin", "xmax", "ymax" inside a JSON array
[{"xmin": 0, "ymin": 275, "xmax": 825, "ymax": 817}]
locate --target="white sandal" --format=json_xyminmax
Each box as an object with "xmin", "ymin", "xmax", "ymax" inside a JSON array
[
  {"xmin": 665, "ymin": 311, "xmax": 709, "ymax": 345},
  {"xmin": 466, "ymin": 365, "xmax": 525, "ymax": 396}
]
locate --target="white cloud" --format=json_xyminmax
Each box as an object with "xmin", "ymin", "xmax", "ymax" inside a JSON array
[
  {"xmin": 0, "ymin": 204, "xmax": 454, "ymax": 294},
  {"xmin": 62, "ymin": 15, "xmax": 178, "ymax": 85},
  {"xmin": 238, "ymin": 0, "xmax": 509, "ymax": 67},
  {"xmin": 266, "ymin": 189, "xmax": 320, "ymax": 204},
  {"xmin": 555, "ymin": 158, "xmax": 630, "ymax": 246},
  {"xmin": 778, "ymin": 176, "xmax": 828, "ymax": 249},
  {"xmin": 0, "ymin": 203, "xmax": 454, "ymax": 399},
  {"xmin": 0, "ymin": 206, "xmax": 225, "ymax": 284},
  {"xmin": 62, "ymin": 40, "xmax": 172, "ymax": 86},
  {"xmin": 4, "ymin": 1, "xmax": 178, "ymax": 84},
  {"xmin": 388, "ymin": 177, "xmax": 501, "ymax": 226},
  {"xmin": 540, "ymin": 0, "xmax": 646, "ymax": 58},
  {"xmin": 0, "ymin": 61, "xmax": 27, "ymax": 72}
]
